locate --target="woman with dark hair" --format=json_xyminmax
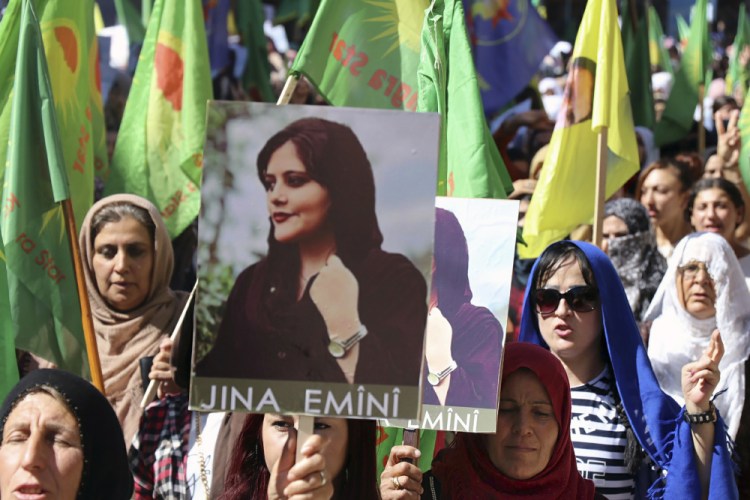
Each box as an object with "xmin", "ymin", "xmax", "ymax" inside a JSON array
[
  {"xmin": 519, "ymin": 241, "xmax": 737, "ymax": 498},
  {"xmin": 689, "ymin": 178, "xmax": 750, "ymax": 286},
  {"xmin": 220, "ymin": 414, "xmax": 378, "ymax": 500},
  {"xmin": 637, "ymin": 159, "xmax": 694, "ymax": 258},
  {"xmin": 196, "ymin": 118, "xmax": 427, "ymax": 385},
  {"xmin": 381, "ymin": 342, "xmax": 600, "ymax": 499},
  {"xmin": 423, "ymin": 207, "xmax": 503, "ymax": 407},
  {"xmin": 0, "ymin": 369, "xmax": 133, "ymax": 499}
]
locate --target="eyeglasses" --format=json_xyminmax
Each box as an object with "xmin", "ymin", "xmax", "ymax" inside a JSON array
[
  {"xmin": 678, "ymin": 260, "xmax": 713, "ymax": 283},
  {"xmin": 533, "ymin": 286, "xmax": 599, "ymax": 314}
]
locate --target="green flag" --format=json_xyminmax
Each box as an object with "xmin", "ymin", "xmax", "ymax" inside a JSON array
[
  {"xmin": 235, "ymin": 0, "xmax": 275, "ymax": 102},
  {"xmin": 0, "ymin": 0, "xmax": 87, "ymax": 377},
  {"xmin": 738, "ymin": 81, "xmax": 750, "ymax": 193},
  {"xmin": 727, "ymin": 4, "xmax": 750, "ymax": 101},
  {"xmin": 290, "ymin": 0, "xmax": 427, "ymax": 111},
  {"xmin": 375, "ymin": 426, "xmax": 437, "ymax": 478},
  {"xmin": 274, "ymin": 0, "xmax": 320, "ymax": 30},
  {"xmin": 114, "ymin": 0, "xmax": 146, "ymax": 45},
  {"xmin": 519, "ymin": 0, "xmax": 639, "ymax": 258},
  {"xmin": 677, "ymin": 13, "xmax": 690, "ymax": 45},
  {"xmin": 647, "ymin": 5, "xmax": 673, "ymax": 74},
  {"xmin": 653, "ymin": 0, "xmax": 709, "ymax": 146},
  {"xmin": 106, "ymin": 0, "xmax": 212, "ymax": 239},
  {"xmin": 417, "ymin": 0, "xmax": 512, "ymax": 197},
  {"xmin": 622, "ymin": 13, "xmax": 655, "ymax": 128}
]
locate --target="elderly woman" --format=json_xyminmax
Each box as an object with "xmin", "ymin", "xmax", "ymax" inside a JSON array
[
  {"xmin": 380, "ymin": 342, "xmax": 599, "ymax": 499},
  {"xmin": 519, "ymin": 241, "xmax": 737, "ymax": 498},
  {"xmin": 602, "ymin": 198, "xmax": 667, "ymax": 323},
  {"xmin": 645, "ymin": 232, "xmax": 750, "ymax": 438},
  {"xmin": 645, "ymin": 233, "xmax": 750, "ymax": 495},
  {"xmin": 220, "ymin": 414, "xmax": 379, "ymax": 499},
  {"xmin": 0, "ymin": 369, "xmax": 133, "ymax": 499},
  {"xmin": 80, "ymin": 194, "xmax": 190, "ymax": 444}
]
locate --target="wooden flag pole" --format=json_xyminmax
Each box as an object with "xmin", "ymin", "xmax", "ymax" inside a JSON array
[
  {"xmin": 62, "ymin": 199, "xmax": 105, "ymax": 393},
  {"xmin": 277, "ymin": 74, "xmax": 299, "ymax": 106},
  {"xmin": 140, "ymin": 281, "xmax": 198, "ymax": 408},
  {"xmin": 592, "ymin": 127, "xmax": 609, "ymax": 248},
  {"xmin": 698, "ymin": 83, "xmax": 706, "ymax": 156}
]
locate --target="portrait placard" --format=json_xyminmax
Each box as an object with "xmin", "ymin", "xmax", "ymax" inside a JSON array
[
  {"xmin": 385, "ymin": 197, "xmax": 518, "ymax": 432},
  {"xmin": 190, "ymin": 102, "xmax": 439, "ymax": 420}
]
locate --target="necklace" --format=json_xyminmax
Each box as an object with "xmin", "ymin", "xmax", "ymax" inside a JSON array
[{"xmin": 194, "ymin": 412, "xmax": 210, "ymax": 498}]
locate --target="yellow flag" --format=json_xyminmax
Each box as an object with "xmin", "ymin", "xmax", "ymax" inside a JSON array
[{"xmin": 519, "ymin": 0, "xmax": 639, "ymax": 258}]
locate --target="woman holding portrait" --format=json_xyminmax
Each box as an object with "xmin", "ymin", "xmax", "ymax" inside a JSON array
[
  {"xmin": 80, "ymin": 194, "xmax": 190, "ymax": 444},
  {"xmin": 196, "ymin": 117, "xmax": 428, "ymax": 385}
]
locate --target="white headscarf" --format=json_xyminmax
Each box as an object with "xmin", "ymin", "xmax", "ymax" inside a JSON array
[{"xmin": 645, "ymin": 232, "xmax": 750, "ymax": 438}]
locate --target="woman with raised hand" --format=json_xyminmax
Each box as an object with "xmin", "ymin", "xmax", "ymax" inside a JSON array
[
  {"xmin": 0, "ymin": 369, "xmax": 133, "ymax": 499},
  {"xmin": 80, "ymin": 194, "xmax": 190, "ymax": 444},
  {"xmin": 196, "ymin": 117, "xmax": 427, "ymax": 386},
  {"xmin": 380, "ymin": 342, "xmax": 600, "ymax": 499},
  {"xmin": 220, "ymin": 414, "xmax": 378, "ymax": 499},
  {"xmin": 519, "ymin": 240, "xmax": 737, "ymax": 499},
  {"xmin": 645, "ymin": 232, "xmax": 750, "ymax": 496}
]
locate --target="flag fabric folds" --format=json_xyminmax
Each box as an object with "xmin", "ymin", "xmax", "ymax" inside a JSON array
[
  {"xmin": 622, "ymin": 13, "xmax": 655, "ymax": 129},
  {"xmin": 647, "ymin": 6, "xmax": 673, "ymax": 74},
  {"xmin": 727, "ymin": 4, "xmax": 750, "ymax": 101},
  {"xmin": 114, "ymin": 0, "xmax": 146, "ymax": 45},
  {"xmin": 0, "ymin": 0, "xmax": 87, "ymax": 378},
  {"xmin": 738, "ymin": 82, "xmax": 750, "ymax": 193},
  {"xmin": 463, "ymin": 0, "xmax": 557, "ymax": 117},
  {"xmin": 106, "ymin": 0, "xmax": 212, "ymax": 239},
  {"xmin": 418, "ymin": 0, "xmax": 512, "ymax": 197},
  {"xmin": 234, "ymin": 0, "xmax": 275, "ymax": 102},
  {"xmin": 290, "ymin": 0, "xmax": 428, "ymax": 111},
  {"xmin": 653, "ymin": 0, "xmax": 709, "ymax": 146},
  {"xmin": 519, "ymin": 0, "xmax": 639, "ymax": 259}
]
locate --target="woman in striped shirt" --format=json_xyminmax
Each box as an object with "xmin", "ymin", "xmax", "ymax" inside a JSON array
[{"xmin": 519, "ymin": 241, "xmax": 737, "ymax": 499}]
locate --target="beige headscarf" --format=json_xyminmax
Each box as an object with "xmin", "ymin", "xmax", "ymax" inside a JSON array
[{"xmin": 79, "ymin": 194, "xmax": 189, "ymax": 445}]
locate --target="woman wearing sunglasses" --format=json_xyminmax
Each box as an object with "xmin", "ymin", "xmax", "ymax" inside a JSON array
[
  {"xmin": 645, "ymin": 232, "xmax": 750, "ymax": 496},
  {"xmin": 519, "ymin": 240, "xmax": 737, "ymax": 499}
]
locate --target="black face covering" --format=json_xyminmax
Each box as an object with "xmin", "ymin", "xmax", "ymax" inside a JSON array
[{"xmin": 0, "ymin": 369, "xmax": 133, "ymax": 499}]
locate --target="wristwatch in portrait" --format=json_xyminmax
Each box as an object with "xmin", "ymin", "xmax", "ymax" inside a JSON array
[
  {"xmin": 683, "ymin": 401, "xmax": 717, "ymax": 425},
  {"xmin": 328, "ymin": 324, "xmax": 368, "ymax": 358},
  {"xmin": 427, "ymin": 360, "xmax": 458, "ymax": 386}
]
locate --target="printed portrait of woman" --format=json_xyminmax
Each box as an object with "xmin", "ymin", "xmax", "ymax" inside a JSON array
[
  {"xmin": 423, "ymin": 207, "xmax": 504, "ymax": 408},
  {"xmin": 557, "ymin": 57, "xmax": 596, "ymax": 128},
  {"xmin": 195, "ymin": 115, "xmax": 431, "ymax": 388}
]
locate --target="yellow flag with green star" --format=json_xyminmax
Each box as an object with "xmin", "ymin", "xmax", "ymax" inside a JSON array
[{"xmin": 0, "ymin": 0, "xmax": 88, "ymax": 377}]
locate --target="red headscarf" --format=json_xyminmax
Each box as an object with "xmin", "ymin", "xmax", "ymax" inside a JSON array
[{"xmin": 431, "ymin": 342, "xmax": 595, "ymax": 499}]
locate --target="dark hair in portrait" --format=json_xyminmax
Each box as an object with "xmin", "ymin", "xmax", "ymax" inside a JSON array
[
  {"xmin": 220, "ymin": 415, "xmax": 378, "ymax": 500},
  {"xmin": 257, "ymin": 117, "xmax": 384, "ymax": 319}
]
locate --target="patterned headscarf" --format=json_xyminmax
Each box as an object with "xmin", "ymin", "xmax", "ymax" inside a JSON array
[{"xmin": 604, "ymin": 198, "xmax": 667, "ymax": 321}]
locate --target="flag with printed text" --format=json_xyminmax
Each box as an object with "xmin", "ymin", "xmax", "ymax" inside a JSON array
[
  {"xmin": 519, "ymin": 0, "xmax": 639, "ymax": 258},
  {"xmin": 290, "ymin": 0, "xmax": 428, "ymax": 111},
  {"xmin": 0, "ymin": 0, "xmax": 87, "ymax": 377},
  {"xmin": 106, "ymin": 0, "xmax": 212, "ymax": 239}
]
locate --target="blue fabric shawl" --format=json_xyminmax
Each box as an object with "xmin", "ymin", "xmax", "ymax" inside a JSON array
[{"xmin": 518, "ymin": 240, "xmax": 737, "ymax": 499}]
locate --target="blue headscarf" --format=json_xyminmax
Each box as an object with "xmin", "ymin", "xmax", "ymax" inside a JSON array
[{"xmin": 519, "ymin": 241, "xmax": 737, "ymax": 499}]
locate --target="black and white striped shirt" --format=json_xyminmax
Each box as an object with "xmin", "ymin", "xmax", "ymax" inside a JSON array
[{"xmin": 570, "ymin": 366, "xmax": 635, "ymax": 499}]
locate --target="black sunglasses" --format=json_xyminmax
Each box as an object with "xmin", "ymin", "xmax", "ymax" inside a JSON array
[{"xmin": 533, "ymin": 286, "xmax": 599, "ymax": 314}]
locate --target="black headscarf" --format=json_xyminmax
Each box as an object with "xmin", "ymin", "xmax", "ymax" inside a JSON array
[{"xmin": 0, "ymin": 369, "xmax": 133, "ymax": 499}]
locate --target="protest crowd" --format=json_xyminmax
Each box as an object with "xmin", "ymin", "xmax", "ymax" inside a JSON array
[{"xmin": 3, "ymin": 0, "xmax": 750, "ymax": 498}]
